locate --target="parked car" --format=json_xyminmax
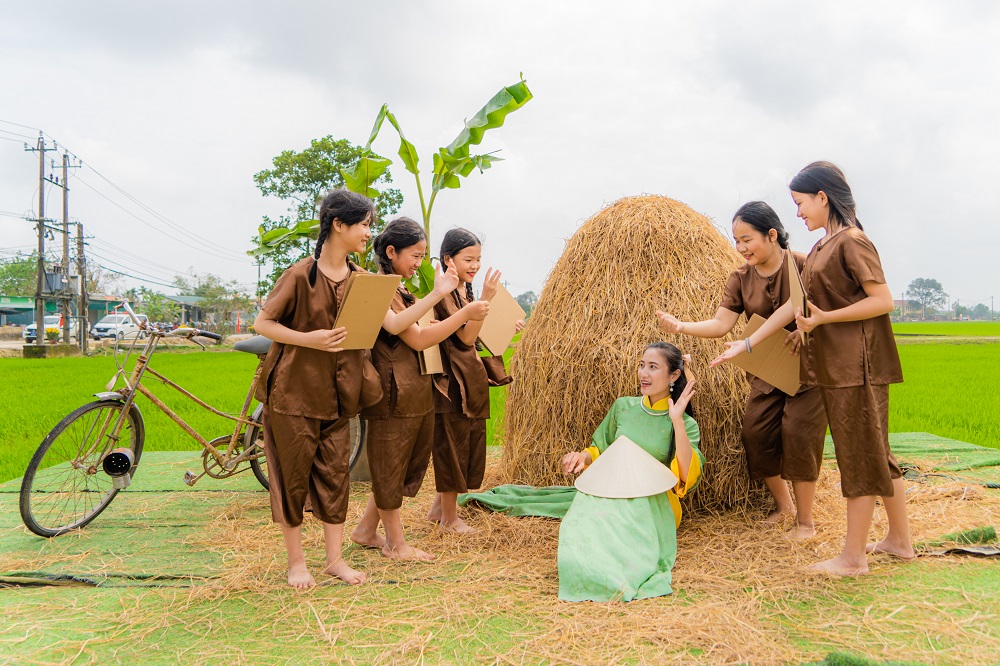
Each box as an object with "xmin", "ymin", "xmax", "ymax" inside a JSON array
[
  {"xmin": 23, "ymin": 315, "xmax": 81, "ymax": 343},
  {"xmin": 90, "ymin": 313, "xmax": 149, "ymax": 340}
]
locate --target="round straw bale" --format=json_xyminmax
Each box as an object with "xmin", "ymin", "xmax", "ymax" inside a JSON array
[{"xmin": 501, "ymin": 195, "xmax": 768, "ymax": 513}]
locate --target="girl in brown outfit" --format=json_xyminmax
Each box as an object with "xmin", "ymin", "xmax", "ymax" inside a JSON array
[
  {"xmin": 349, "ymin": 217, "xmax": 490, "ymax": 560},
  {"xmin": 253, "ymin": 189, "xmax": 383, "ymax": 589},
  {"xmin": 427, "ymin": 228, "xmax": 514, "ymax": 533},
  {"xmin": 712, "ymin": 162, "xmax": 913, "ymax": 575},
  {"xmin": 657, "ymin": 202, "xmax": 827, "ymax": 538}
]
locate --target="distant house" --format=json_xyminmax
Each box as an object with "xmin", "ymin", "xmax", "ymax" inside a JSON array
[{"xmin": 166, "ymin": 295, "xmax": 205, "ymax": 324}]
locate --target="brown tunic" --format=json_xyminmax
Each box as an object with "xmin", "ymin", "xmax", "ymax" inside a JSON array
[
  {"xmin": 255, "ymin": 257, "xmax": 382, "ymax": 418},
  {"xmin": 719, "ymin": 251, "xmax": 827, "ymax": 481},
  {"xmin": 801, "ymin": 228, "xmax": 903, "ymax": 388},
  {"xmin": 432, "ymin": 289, "xmax": 490, "ymax": 492},
  {"xmin": 362, "ymin": 286, "xmax": 435, "ymax": 510},
  {"xmin": 803, "ymin": 228, "xmax": 903, "ymax": 497},
  {"xmin": 256, "ymin": 257, "xmax": 382, "ymax": 526},
  {"xmin": 720, "ymin": 251, "xmax": 817, "ymax": 391}
]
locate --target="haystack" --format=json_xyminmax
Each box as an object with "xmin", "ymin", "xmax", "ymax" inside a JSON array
[{"xmin": 501, "ymin": 195, "xmax": 767, "ymax": 513}]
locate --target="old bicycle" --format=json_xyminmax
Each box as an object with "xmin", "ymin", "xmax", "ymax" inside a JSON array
[{"xmin": 19, "ymin": 302, "xmax": 366, "ymax": 537}]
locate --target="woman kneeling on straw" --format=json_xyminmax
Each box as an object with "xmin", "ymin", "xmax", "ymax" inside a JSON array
[{"xmin": 459, "ymin": 342, "xmax": 704, "ymax": 602}]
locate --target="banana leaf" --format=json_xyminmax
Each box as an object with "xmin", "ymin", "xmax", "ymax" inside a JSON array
[
  {"xmin": 386, "ymin": 111, "xmax": 420, "ymax": 176},
  {"xmin": 248, "ymin": 219, "xmax": 320, "ymax": 257},
  {"xmin": 443, "ymin": 77, "xmax": 532, "ymax": 160},
  {"xmin": 403, "ymin": 256, "xmax": 438, "ymax": 298}
]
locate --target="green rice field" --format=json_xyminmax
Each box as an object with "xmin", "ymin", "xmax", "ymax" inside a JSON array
[
  {"xmin": 0, "ymin": 333, "xmax": 996, "ymax": 484},
  {"xmin": 893, "ymin": 321, "xmax": 1000, "ymax": 337}
]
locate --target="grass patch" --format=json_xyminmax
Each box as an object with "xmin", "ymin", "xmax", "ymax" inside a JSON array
[
  {"xmin": 892, "ymin": 344, "xmax": 1000, "ymax": 449},
  {"xmin": 893, "ymin": 321, "xmax": 1000, "ymax": 337}
]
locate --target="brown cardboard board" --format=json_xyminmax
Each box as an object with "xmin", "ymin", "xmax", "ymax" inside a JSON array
[
  {"xmin": 730, "ymin": 314, "xmax": 801, "ymax": 396},
  {"xmin": 332, "ymin": 273, "xmax": 401, "ymax": 350},
  {"xmin": 787, "ymin": 250, "xmax": 809, "ymax": 345},
  {"xmin": 477, "ymin": 283, "xmax": 526, "ymax": 356},
  {"xmin": 417, "ymin": 310, "xmax": 443, "ymax": 375}
]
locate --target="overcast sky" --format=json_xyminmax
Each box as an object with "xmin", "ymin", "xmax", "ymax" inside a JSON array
[{"xmin": 2, "ymin": 1, "xmax": 997, "ymax": 309}]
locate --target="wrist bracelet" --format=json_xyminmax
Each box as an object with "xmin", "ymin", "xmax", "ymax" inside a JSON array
[{"xmin": 745, "ymin": 338, "xmax": 752, "ymax": 354}]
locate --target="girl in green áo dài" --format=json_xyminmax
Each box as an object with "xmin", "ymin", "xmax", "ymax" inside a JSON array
[
  {"xmin": 461, "ymin": 342, "xmax": 703, "ymax": 602},
  {"xmin": 557, "ymin": 342, "xmax": 702, "ymax": 601}
]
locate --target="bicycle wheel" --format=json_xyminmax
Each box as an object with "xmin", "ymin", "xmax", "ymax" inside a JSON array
[
  {"xmin": 246, "ymin": 404, "xmax": 269, "ymax": 490},
  {"xmin": 246, "ymin": 411, "xmax": 367, "ymax": 492},
  {"xmin": 20, "ymin": 401, "xmax": 144, "ymax": 537}
]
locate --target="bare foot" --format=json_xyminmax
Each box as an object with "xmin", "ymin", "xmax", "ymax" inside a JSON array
[
  {"xmin": 382, "ymin": 542, "xmax": 436, "ymax": 561},
  {"xmin": 427, "ymin": 496, "xmax": 442, "ymax": 523},
  {"xmin": 287, "ymin": 564, "xmax": 316, "ymax": 589},
  {"xmin": 350, "ymin": 527, "xmax": 386, "ymax": 549},
  {"xmin": 439, "ymin": 518, "xmax": 476, "ymax": 534},
  {"xmin": 763, "ymin": 508, "xmax": 795, "ymax": 524},
  {"xmin": 789, "ymin": 522, "xmax": 816, "ymax": 540},
  {"xmin": 323, "ymin": 558, "xmax": 367, "ymax": 585},
  {"xmin": 866, "ymin": 539, "xmax": 916, "ymax": 560},
  {"xmin": 808, "ymin": 555, "xmax": 869, "ymax": 576}
]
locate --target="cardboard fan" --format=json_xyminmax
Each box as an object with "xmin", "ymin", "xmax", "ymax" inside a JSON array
[
  {"xmin": 574, "ymin": 435, "xmax": 678, "ymax": 499},
  {"xmin": 417, "ymin": 310, "xmax": 443, "ymax": 375},
  {"xmin": 730, "ymin": 314, "xmax": 801, "ymax": 396},
  {"xmin": 333, "ymin": 273, "xmax": 401, "ymax": 350},
  {"xmin": 787, "ymin": 250, "xmax": 809, "ymax": 345},
  {"xmin": 477, "ymin": 283, "xmax": 526, "ymax": 356}
]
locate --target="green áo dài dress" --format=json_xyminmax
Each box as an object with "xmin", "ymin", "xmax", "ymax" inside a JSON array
[{"xmin": 459, "ymin": 395, "xmax": 704, "ymax": 602}]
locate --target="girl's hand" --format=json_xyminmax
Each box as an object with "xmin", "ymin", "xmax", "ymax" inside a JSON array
[
  {"xmin": 668, "ymin": 379, "xmax": 696, "ymax": 421},
  {"xmin": 514, "ymin": 319, "xmax": 526, "ymax": 333},
  {"xmin": 709, "ymin": 341, "xmax": 746, "ymax": 367},
  {"xmin": 561, "ymin": 451, "xmax": 592, "ymax": 475},
  {"xmin": 783, "ymin": 330, "xmax": 802, "ymax": 355},
  {"xmin": 794, "ymin": 303, "xmax": 824, "ymax": 334},
  {"xmin": 433, "ymin": 264, "xmax": 460, "ymax": 297},
  {"xmin": 463, "ymin": 300, "xmax": 490, "ymax": 321},
  {"xmin": 304, "ymin": 327, "xmax": 348, "ymax": 353},
  {"xmin": 655, "ymin": 310, "xmax": 684, "ymax": 334},
  {"xmin": 481, "ymin": 268, "xmax": 502, "ymax": 301}
]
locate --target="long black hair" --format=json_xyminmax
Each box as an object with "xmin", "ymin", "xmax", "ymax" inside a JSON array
[
  {"xmin": 310, "ymin": 189, "xmax": 376, "ymax": 285},
  {"xmin": 732, "ymin": 201, "xmax": 789, "ymax": 249},
  {"xmin": 439, "ymin": 227, "xmax": 482, "ymax": 302},
  {"xmin": 372, "ymin": 216, "xmax": 425, "ymax": 304},
  {"xmin": 788, "ymin": 161, "xmax": 863, "ymax": 231},
  {"xmin": 644, "ymin": 341, "xmax": 693, "ymax": 417}
]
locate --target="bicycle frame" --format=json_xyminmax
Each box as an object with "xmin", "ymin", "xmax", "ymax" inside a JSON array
[{"xmin": 88, "ymin": 329, "xmax": 264, "ymax": 475}]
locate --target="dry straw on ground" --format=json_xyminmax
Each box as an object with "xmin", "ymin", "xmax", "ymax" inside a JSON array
[{"xmin": 502, "ymin": 195, "xmax": 766, "ymax": 512}]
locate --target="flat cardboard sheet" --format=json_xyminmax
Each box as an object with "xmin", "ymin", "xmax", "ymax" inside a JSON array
[
  {"xmin": 730, "ymin": 314, "xmax": 802, "ymax": 396},
  {"xmin": 787, "ymin": 250, "xmax": 808, "ymax": 345},
  {"xmin": 477, "ymin": 283, "xmax": 526, "ymax": 356},
  {"xmin": 333, "ymin": 273, "xmax": 401, "ymax": 350},
  {"xmin": 417, "ymin": 310, "xmax": 443, "ymax": 375},
  {"xmin": 574, "ymin": 435, "xmax": 679, "ymax": 499}
]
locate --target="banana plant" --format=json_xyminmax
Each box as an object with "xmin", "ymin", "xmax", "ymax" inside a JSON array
[{"xmin": 252, "ymin": 75, "xmax": 533, "ymax": 295}]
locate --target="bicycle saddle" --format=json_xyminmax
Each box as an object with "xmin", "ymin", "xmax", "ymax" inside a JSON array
[{"xmin": 232, "ymin": 335, "xmax": 272, "ymax": 355}]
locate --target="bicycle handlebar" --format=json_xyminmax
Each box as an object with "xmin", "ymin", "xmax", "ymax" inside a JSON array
[
  {"xmin": 119, "ymin": 301, "xmax": 144, "ymax": 328},
  {"xmin": 168, "ymin": 327, "xmax": 223, "ymax": 342}
]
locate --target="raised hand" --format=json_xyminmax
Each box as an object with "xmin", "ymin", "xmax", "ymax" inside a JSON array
[
  {"xmin": 481, "ymin": 268, "xmax": 502, "ymax": 301},
  {"xmin": 433, "ymin": 264, "xmax": 460, "ymax": 296},
  {"xmin": 668, "ymin": 380, "xmax": 696, "ymax": 420},
  {"xmin": 709, "ymin": 341, "xmax": 746, "ymax": 368},
  {"xmin": 304, "ymin": 327, "xmax": 348, "ymax": 353},
  {"xmin": 655, "ymin": 310, "xmax": 684, "ymax": 334},
  {"xmin": 514, "ymin": 319, "xmax": 526, "ymax": 333},
  {"xmin": 561, "ymin": 450, "xmax": 591, "ymax": 475}
]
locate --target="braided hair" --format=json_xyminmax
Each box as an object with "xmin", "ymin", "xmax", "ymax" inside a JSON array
[
  {"xmin": 372, "ymin": 216, "xmax": 425, "ymax": 305},
  {"xmin": 439, "ymin": 227, "xmax": 482, "ymax": 303},
  {"xmin": 644, "ymin": 341, "xmax": 693, "ymax": 417},
  {"xmin": 309, "ymin": 189, "xmax": 376, "ymax": 285},
  {"xmin": 788, "ymin": 161, "xmax": 863, "ymax": 231}
]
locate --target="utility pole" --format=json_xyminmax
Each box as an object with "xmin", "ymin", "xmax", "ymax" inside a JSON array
[
  {"xmin": 24, "ymin": 133, "xmax": 53, "ymax": 347},
  {"xmin": 77, "ymin": 221, "xmax": 88, "ymax": 353},
  {"xmin": 61, "ymin": 152, "xmax": 70, "ymax": 343}
]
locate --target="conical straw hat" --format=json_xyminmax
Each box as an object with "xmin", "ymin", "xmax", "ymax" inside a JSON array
[{"xmin": 574, "ymin": 435, "xmax": 679, "ymax": 499}]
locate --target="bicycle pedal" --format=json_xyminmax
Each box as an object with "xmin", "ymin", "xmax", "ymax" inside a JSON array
[{"xmin": 183, "ymin": 471, "xmax": 198, "ymax": 486}]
